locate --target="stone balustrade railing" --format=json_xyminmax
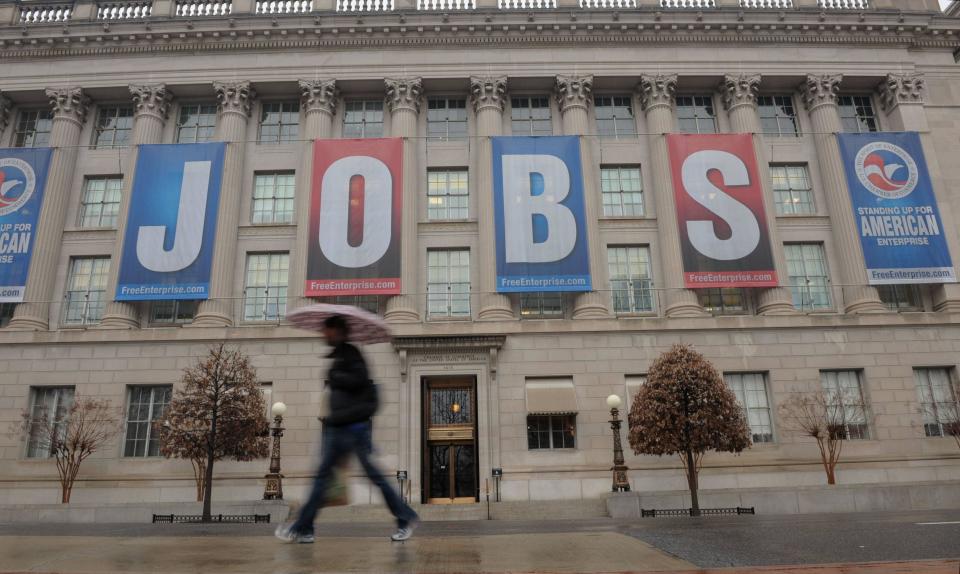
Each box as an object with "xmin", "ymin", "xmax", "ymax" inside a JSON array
[
  {"xmin": 819, "ymin": 0, "xmax": 869, "ymax": 8},
  {"xmin": 18, "ymin": 2, "xmax": 73, "ymax": 22},
  {"xmin": 418, "ymin": 0, "xmax": 477, "ymax": 9},
  {"xmin": 335, "ymin": 0, "xmax": 394, "ymax": 10},
  {"xmin": 660, "ymin": 0, "xmax": 714, "ymax": 7},
  {"xmin": 581, "ymin": 0, "xmax": 638, "ymax": 7},
  {"xmin": 255, "ymin": 0, "xmax": 312, "ymax": 13},
  {"xmin": 498, "ymin": 0, "xmax": 557, "ymax": 8},
  {"xmin": 740, "ymin": 0, "xmax": 792, "ymax": 8},
  {"xmin": 175, "ymin": 0, "xmax": 232, "ymax": 16},
  {"xmin": 97, "ymin": 1, "xmax": 152, "ymax": 18}
]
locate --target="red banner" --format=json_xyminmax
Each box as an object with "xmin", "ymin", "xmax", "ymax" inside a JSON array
[
  {"xmin": 667, "ymin": 134, "xmax": 778, "ymax": 288},
  {"xmin": 305, "ymin": 139, "xmax": 402, "ymax": 297}
]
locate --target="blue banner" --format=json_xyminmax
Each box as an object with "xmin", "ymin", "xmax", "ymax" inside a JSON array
[
  {"xmin": 0, "ymin": 148, "xmax": 52, "ymax": 302},
  {"xmin": 839, "ymin": 132, "xmax": 955, "ymax": 285},
  {"xmin": 117, "ymin": 143, "xmax": 226, "ymax": 300},
  {"xmin": 492, "ymin": 136, "xmax": 591, "ymax": 292}
]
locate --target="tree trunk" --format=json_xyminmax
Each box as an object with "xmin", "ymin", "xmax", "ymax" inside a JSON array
[
  {"xmin": 192, "ymin": 459, "xmax": 206, "ymax": 502},
  {"xmin": 826, "ymin": 464, "xmax": 836, "ymax": 485},
  {"xmin": 202, "ymin": 414, "xmax": 217, "ymax": 522},
  {"xmin": 685, "ymin": 446, "xmax": 700, "ymax": 516}
]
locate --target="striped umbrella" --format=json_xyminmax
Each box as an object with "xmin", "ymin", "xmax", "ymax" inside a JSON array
[{"xmin": 285, "ymin": 303, "xmax": 392, "ymax": 344}]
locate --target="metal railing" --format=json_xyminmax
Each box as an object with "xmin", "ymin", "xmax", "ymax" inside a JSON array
[
  {"xmin": 152, "ymin": 513, "xmax": 271, "ymax": 523},
  {"xmin": 175, "ymin": 0, "xmax": 233, "ymax": 16},
  {"xmin": 642, "ymin": 507, "xmax": 755, "ymax": 517},
  {"xmin": 97, "ymin": 2, "xmax": 153, "ymax": 19},
  {"xmin": 256, "ymin": 0, "xmax": 313, "ymax": 14},
  {"xmin": 19, "ymin": 3, "xmax": 73, "ymax": 23}
]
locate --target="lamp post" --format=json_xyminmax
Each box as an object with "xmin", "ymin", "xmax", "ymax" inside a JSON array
[
  {"xmin": 606, "ymin": 394, "xmax": 631, "ymax": 493},
  {"xmin": 263, "ymin": 401, "xmax": 287, "ymax": 500}
]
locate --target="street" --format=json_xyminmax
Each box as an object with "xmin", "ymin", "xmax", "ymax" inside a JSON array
[{"xmin": 0, "ymin": 509, "xmax": 958, "ymax": 573}]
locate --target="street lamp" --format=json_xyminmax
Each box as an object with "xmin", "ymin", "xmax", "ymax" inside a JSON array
[
  {"xmin": 263, "ymin": 401, "xmax": 287, "ymax": 500},
  {"xmin": 606, "ymin": 394, "xmax": 631, "ymax": 493}
]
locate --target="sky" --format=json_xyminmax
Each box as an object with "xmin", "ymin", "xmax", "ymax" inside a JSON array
[{"xmin": 942, "ymin": 0, "xmax": 954, "ymax": 11}]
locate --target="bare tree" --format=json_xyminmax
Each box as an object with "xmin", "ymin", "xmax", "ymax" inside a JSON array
[
  {"xmin": 157, "ymin": 344, "xmax": 269, "ymax": 521},
  {"xmin": 14, "ymin": 396, "xmax": 123, "ymax": 503},
  {"xmin": 628, "ymin": 344, "xmax": 752, "ymax": 515},
  {"xmin": 778, "ymin": 388, "xmax": 867, "ymax": 485}
]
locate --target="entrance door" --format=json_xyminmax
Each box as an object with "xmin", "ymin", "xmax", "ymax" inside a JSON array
[{"xmin": 422, "ymin": 377, "xmax": 478, "ymax": 504}]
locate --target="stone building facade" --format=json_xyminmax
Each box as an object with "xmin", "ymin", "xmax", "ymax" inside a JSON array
[{"xmin": 1, "ymin": 0, "xmax": 959, "ymax": 508}]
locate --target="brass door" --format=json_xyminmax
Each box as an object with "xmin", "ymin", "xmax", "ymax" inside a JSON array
[{"xmin": 423, "ymin": 377, "xmax": 478, "ymax": 504}]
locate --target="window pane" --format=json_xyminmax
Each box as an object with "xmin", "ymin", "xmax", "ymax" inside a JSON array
[
  {"xmin": 427, "ymin": 249, "xmax": 471, "ymax": 318},
  {"xmin": 259, "ymin": 102, "xmax": 300, "ymax": 143},
  {"xmin": 770, "ymin": 165, "xmax": 814, "ymax": 215},
  {"xmin": 607, "ymin": 246, "xmax": 653, "ymax": 314},
  {"xmin": 252, "ymin": 172, "xmax": 296, "ymax": 224},
  {"xmin": 63, "ymin": 257, "xmax": 111, "ymax": 325},
  {"xmin": 80, "ymin": 177, "xmax": 124, "ymax": 228},
  {"xmin": 820, "ymin": 370, "xmax": 869, "ymax": 439},
  {"xmin": 676, "ymin": 96, "xmax": 716, "ymax": 134},
  {"xmin": 725, "ymin": 373, "xmax": 773, "ymax": 443},
  {"xmin": 427, "ymin": 170, "xmax": 469, "ymax": 221},
  {"xmin": 785, "ymin": 243, "xmax": 831, "ymax": 311},
  {"xmin": 244, "ymin": 253, "xmax": 289, "ymax": 321},
  {"xmin": 177, "ymin": 104, "xmax": 218, "ymax": 143}
]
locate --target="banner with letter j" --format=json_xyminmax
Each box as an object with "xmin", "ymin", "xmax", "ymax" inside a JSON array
[
  {"xmin": 116, "ymin": 142, "xmax": 226, "ymax": 300},
  {"xmin": 838, "ymin": 132, "xmax": 955, "ymax": 285},
  {"xmin": 667, "ymin": 134, "xmax": 778, "ymax": 288},
  {"xmin": 492, "ymin": 136, "xmax": 591, "ymax": 293},
  {"xmin": 0, "ymin": 148, "xmax": 53, "ymax": 302}
]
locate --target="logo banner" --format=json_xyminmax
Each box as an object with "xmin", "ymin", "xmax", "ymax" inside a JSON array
[
  {"xmin": 667, "ymin": 134, "xmax": 778, "ymax": 288},
  {"xmin": 116, "ymin": 143, "xmax": 226, "ymax": 301},
  {"xmin": 0, "ymin": 148, "xmax": 53, "ymax": 302},
  {"xmin": 492, "ymin": 136, "xmax": 592, "ymax": 293},
  {"xmin": 838, "ymin": 132, "xmax": 955, "ymax": 285},
  {"xmin": 306, "ymin": 138, "xmax": 402, "ymax": 297}
]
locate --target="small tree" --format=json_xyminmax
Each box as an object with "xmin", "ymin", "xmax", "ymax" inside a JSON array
[
  {"xmin": 628, "ymin": 344, "xmax": 751, "ymax": 516},
  {"xmin": 157, "ymin": 344, "xmax": 269, "ymax": 521},
  {"xmin": 778, "ymin": 389, "xmax": 866, "ymax": 485},
  {"xmin": 14, "ymin": 396, "xmax": 123, "ymax": 503}
]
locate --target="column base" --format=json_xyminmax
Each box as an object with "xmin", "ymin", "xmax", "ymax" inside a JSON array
[
  {"xmin": 478, "ymin": 293, "xmax": 515, "ymax": 321},
  {"xmin": 384, "ymin": 295, "xmax": 420, "ymax": 324},
  {"xmin": 190, "ymin": 300, "xmax": 234, "ymax": 328},
  {"xmin": 933, "ymin": 284, "xmax": 960, "ymax": 313},
  {"xmin": 98, "ymin": 302, "xmax": 141, "ymax": 329},
  {"xmin": 664, "ymin": 289, "xmax": 708, "ymax": 318},
  {"xmin": 842, "ymin": 286, "xmax": 888, "ymax": 314},
  {"xmin": 756, "ymin": 288, "xmax": 799, "ymax": 316},
  {"xmin": 572, "ymin": 291, "xmax": 610, "ymax": 320},
  {"xmin": 6, "ymin": 303, "xmax": 49, "ymax": 331}
]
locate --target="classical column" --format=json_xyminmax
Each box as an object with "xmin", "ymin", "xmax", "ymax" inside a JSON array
[
  {"xmin": 878, "ymin": 73, "xmax": 960, "ymax": 312},
  {"xmin": 288, "ymin": 79, "xmax": 338, "ymax": 313},
  {"xmin": 637, "ymin": 75, "xmax": 707, "ymax": 317},
  {"xmin": 471, "ymin": 76, "xmax": 514, "ymax": 320},
  {"xmin": 192, "ymin": 81, "xmax": 256, "ymax": 327},
  {"xmin": 555, "ymin": 75, "xmax": 610, "ymax": 319},
  {"xmin": 720, "ymin": 74, "xmax": 797, "ymax": 316},
  {"xmin": 383, "ymin": 77, "xmax": 423, "ymax": 324},
  {"xmin": 800, "ymin": 74, "xmax": 886, "ymax": 314},
  {"xmin": 99, "ymin": 84, "xmax": 174, "ymax": 329},
  {"xmin": 8, "ymin": 88, "xmax": 90, "ymax": 330}
]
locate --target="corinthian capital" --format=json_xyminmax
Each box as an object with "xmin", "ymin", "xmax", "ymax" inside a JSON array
[
  {"xmin": 213, "ymin": 80, "xmax": 256, "ymax": 117},
  {"xmin": 0, "ymin": 91, "xmax": 11, "ymax": 133},
  {"xmin": 800, "ymin": 74, "xmax": 842, "ymax": 111},
  {"xmin": 300, "ymin": 79, "xmax": 339, "ymax": 115},
  {"xmin": 384, "ymin": 77, "xmax": 423, "ymax": 115},
  {"xmin": 470, "ymin": 76, "xmax": 507, "ymax": 114},
  {"xmin": 638, "ymin": 74, "xmax": 678, "ymax": 112},
  {"xmin": 129, "ymin": 83, "xmax": 173, "ymax": 121},
  {"xmin": 878, "ymin": 73, "xmax": 925, "ymax": 112},
  {"xmin": 45, "ymin": 87, "xmax": 90, "ymax": 125},
  {"xmin": 555, "ymin": 75, "xmax": 593, "ymax": 114},
  {"xmin": 721, "ymin": 73, "xmax": 761, "ymax": 111}
]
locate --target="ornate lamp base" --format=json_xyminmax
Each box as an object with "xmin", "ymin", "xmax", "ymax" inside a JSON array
[{"xmin": 263, "ymin": 473, "xmax": 284, "ymax": 500}]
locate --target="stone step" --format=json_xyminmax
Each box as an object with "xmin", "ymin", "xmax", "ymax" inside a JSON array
[{"xmin": 315, "ymin": 498, "xmax": 609, "ymax": 522}]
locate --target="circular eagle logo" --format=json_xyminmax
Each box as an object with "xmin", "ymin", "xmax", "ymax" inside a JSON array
[
  {"xmin": 854, "ymin": 141, "xmax": 918, "ymax": 200},
  {"xmin": 0, "ymin": 158, "xmax": 38, "ymax": 217}
]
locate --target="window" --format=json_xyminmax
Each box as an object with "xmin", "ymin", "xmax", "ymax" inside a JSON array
[
  {"xmin": 328, "ymin": 295, "xmax": 382, "ymax": 315},
  {"xmin": 758, "ymin": 95, "xmax": 799, "ymax": 137},
  {"xmin": 343, "ymin": 100, "xmax": 384, "ymax": 138},
  {"xmin": 510, "ymin": 96, "xmax": 552, "ymax": 136},
  {"xmin": 527, "ymin": 414, "xmax": 576, "ymax": 449},
  {"xmin": 698, "ymin": 288, "xmax": 747, "ymax": 315},
  {"xmin": 252, "ymin": 172, "xmax": 296, "ymax": 224},
  {"xmin": 123, "ymin": 385, "xmax": 172, "ymax": 457},
  {"xmin": 785, "ymin": 243, "xmax": 832, "ymax": 311},
  {"xmin": 820, "ymin": 370, "xmax": 869, "ymax": 440},
  {"xmin": 26, "ymin": 387, "xmax": 75, "ymax": 458},
  {"xmin": 676, "ymin": 95, "xmax": 717, "ymax": 134},
  {"xmin": 150, "ymin": 300, "xmax": 197, "ymax": 325},
  {"xmin": 78, "ymin": 177, "xmax": 123, "ymax": 228},
  {"xmin": 176, "ymin": 103, "xmax": 217, "ymax": 144},
  {"xmin": 92, "ymin": 106, "xmax": 134, "ymax": 148},
  {"xmin": 427, "ymin": 169, "xmax": 469, "ymax": 221},
  {"xmin": 63, "ymin": 257, "xmax": 110, "ymax": 326},
  {"xmin": 914, "ymin": 368, "xmax": 960, "ymax": 438},
  {"xmin": 595, "ymin": 96, "xmax": 637, "ymax": 139},
  {"xmin": 0, "ymin": 302, "xmax": 15, "ymax": 328},
  {"xmin": 600, "ymin": 166, "xmax": 644, "ymax": 217},
  {"xmin": 14, "ymin": 109, "xmax": 53, "ymax": 148},
  {"xmin": 607, "ymin": 246, "xmax": 653, "ymax": 314},
  {"xmin": 243, "ymin": 252, "xmax": 289, "ymax": 322},
  {"xmin": 878, "ymin": 285, "xmax": 922, "ymax": 311},
  {"xmin": 427, "ymin": 249, "xmax": 470, "ymax": 319},
  {"xmin": 838, "ymin": 95, "xmax": 879, "ymax": 133},
  {"xmin": 520, "ymin": 292, "xmax": 564, "ymax": 319},
  {"xmin": 258, "ymin": 102, "xmax": 300, "ymax": 144},
  {"xmin": 771, "ymin": 165, "xmax": 815, "ymax": 216},
  {"xmin": 725, "ymin": 373, "xmax": 774, "ymax": 443},
  {"xmin": 427, "ymin": 98, "xmax": 468, "ymax": 140}
]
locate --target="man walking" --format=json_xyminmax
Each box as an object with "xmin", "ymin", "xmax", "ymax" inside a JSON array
[{"xmin": 276, "ymin": 315, "xmax": 419, "ymax": 543}]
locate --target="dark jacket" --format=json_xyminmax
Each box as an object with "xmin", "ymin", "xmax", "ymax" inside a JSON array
[{"xmin": 324, "ymin": 342, "xmax": 378, "ymax": 427}]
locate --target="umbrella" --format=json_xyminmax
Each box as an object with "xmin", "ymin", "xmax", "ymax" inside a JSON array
[{"xmin": 285, "ymin": 303, "xmax": 392, "ymax": 344}]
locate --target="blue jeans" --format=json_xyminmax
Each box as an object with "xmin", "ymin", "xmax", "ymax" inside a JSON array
[{"xmin": 292, "ymin": 421, "xmax": 417, "ymax": 534}]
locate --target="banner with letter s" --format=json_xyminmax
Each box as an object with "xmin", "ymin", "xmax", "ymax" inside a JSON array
[
  {"xmin": 0, "ymin": 148, "xmax": 53, "ymax": 302},
  {"xmin": 492, "ymin": 136, "xmax": 591, "ymax": 293},
  {"xmin": 838, "ymin": 132, "xmax": 955, "ymax": 284},
  {"xmin": 667, "ymin": 134, "xmax": 778, "ymax": 288},
  {"xmin": 306, "ymin": 138, "xmax": 402, "ymax": 297},
  {"xmin": 116, "ymin": 143, "xmax": 225, "ymax": 300}
]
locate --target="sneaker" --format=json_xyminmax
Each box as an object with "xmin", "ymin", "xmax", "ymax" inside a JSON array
[
  {"xmin": 390, "ymin": 518, "xmax": 419, "ymax": 542},
  {"xmin": 275, "ymin": 523, "xmax": 314, "ymax": 544}
]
